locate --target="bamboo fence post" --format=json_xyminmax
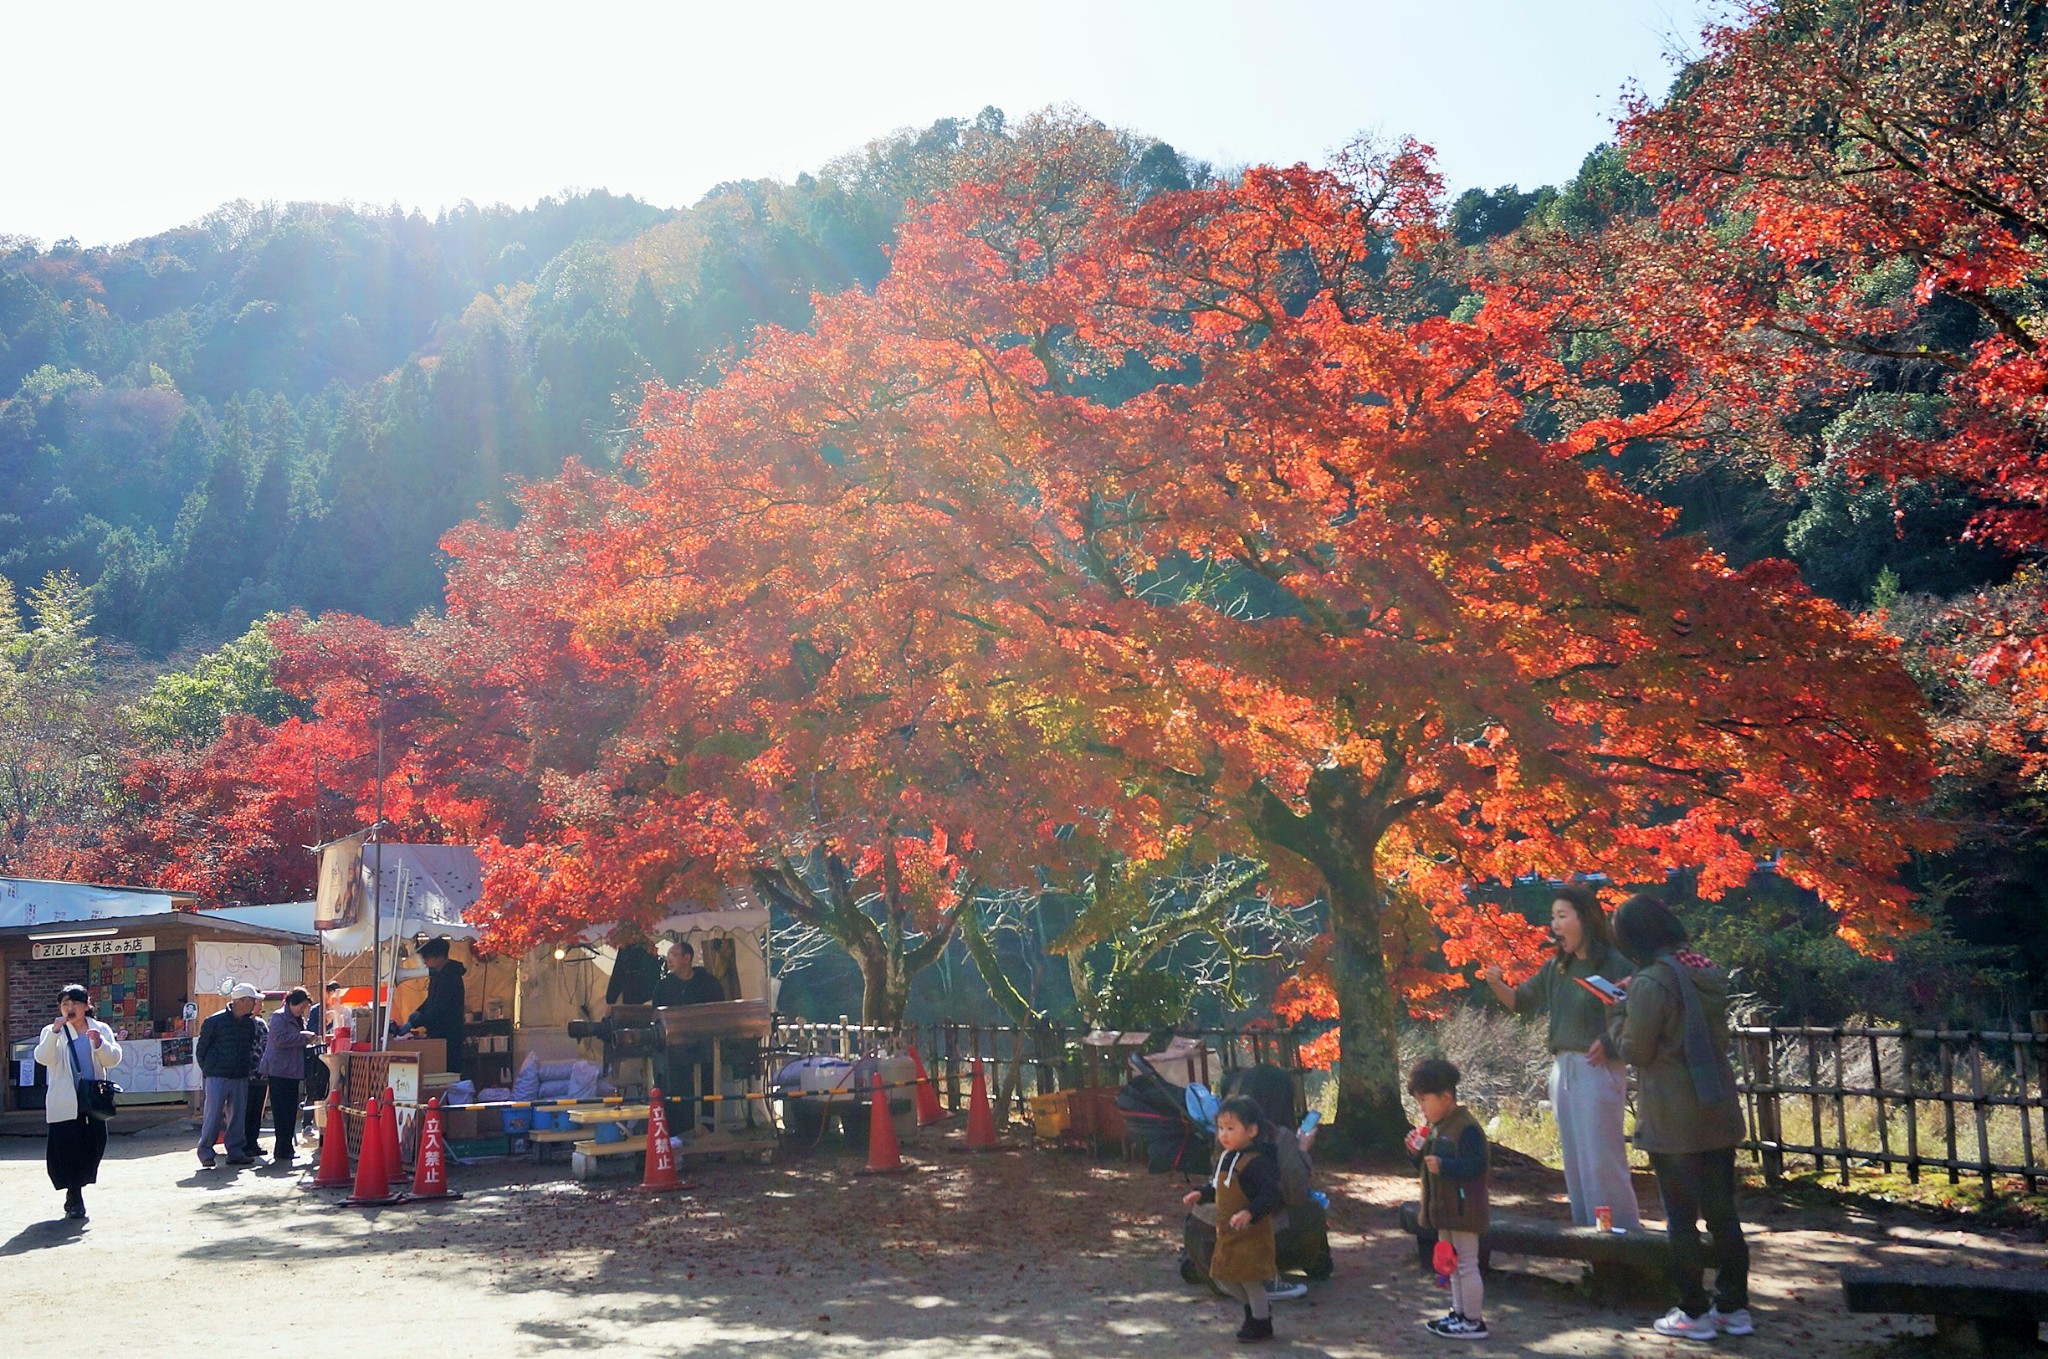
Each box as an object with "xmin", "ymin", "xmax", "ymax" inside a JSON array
[
  {"xmin": 1806, "ymin": 1035, "xmax": 1824, "ymax": 1175},
  {"xmin": 2020, "ymin": 1036, "xmax": 2039, "ymax": 1195},
  {"xmin": 1833, "ymin": 1028, "xmax": 1852, "ymax": 1185},
  {"xmin": 1869, "ymin": 1030, "xmax": 1893, "ymax": 1173},
  {"xmin": 945, "ymin": 1021, "xmax": 962, "ymax": 1113},
  {"xmin": 1968, "ymin": 1037, "xmax": 1993, "ymax": 1197},
  {"xmin": 1902, "ymin": 1030, "xmax": 1920, "ymax": 1184},
  {"xmin": 1750, "ymin": 1033, "xmax": 1784, "ymax": 1185},
  {"xmin": 1941, "ymin": 1038, "xmax": 1960, "ymax": 1186}
]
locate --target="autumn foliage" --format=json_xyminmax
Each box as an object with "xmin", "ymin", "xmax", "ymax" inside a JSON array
[
  {"xmin": 53, "ymin": 102, "xmax": 1956, "ymax": 1146},
  {"xmin": 387, "ymin": 136, "xmax": 1935, "ymax": 1145}
]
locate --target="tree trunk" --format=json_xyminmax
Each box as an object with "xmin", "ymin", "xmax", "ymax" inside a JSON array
[
  {"xmin": 857, "ymin": 946, "xmax": 912, "ymax": 1029},
  {"xmin": 1249, "ymin": 772, "xmax": 1411, "ymax": 1158},
  {"xmin": 1322, "ymin": 859, "xmax": 1409, "ymax": 1157}
]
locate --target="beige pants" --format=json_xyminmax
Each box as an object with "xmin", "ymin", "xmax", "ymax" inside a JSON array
[{"xmin": 1446, "ymin": 1229, "xmax": 1483, "ymax": 1321}]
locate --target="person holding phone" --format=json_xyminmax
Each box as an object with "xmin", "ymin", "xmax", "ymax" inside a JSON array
[
  {"xmin": 1480, "ymin": 883, "xmax": 1641, "ymax": 1230},
  {"xmin": 34, "ymin": 983, "xmax": 123, "ymax": 1221}
]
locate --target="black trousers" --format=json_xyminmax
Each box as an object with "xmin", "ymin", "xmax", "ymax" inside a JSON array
[
  {"xmin": 46, "ymin": 1113, "xmax": 107, "ymax": 1192},
  {"xmin": 1649, "ymin": 1148, "xmax": 1749, "ymax": 1315},
  {"xmin": 242, "ymin": 1080, "xmax": 267, "ymax": 1157},
  {"xmin": 268, "ymin": 1077, "xmax": 302, "ymax": 1159}
]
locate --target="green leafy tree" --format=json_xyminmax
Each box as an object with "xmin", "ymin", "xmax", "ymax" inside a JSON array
[{"xmin": 134, "ymin": 615, "xmax": 303, "ymax": 749}]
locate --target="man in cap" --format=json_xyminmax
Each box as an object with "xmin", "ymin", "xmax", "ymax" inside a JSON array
[{"xmin": 194, "ymin": 983, "xmax": 263, "ymax": 1168}]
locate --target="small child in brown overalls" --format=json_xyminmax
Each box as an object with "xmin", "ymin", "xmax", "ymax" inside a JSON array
[{"xmin": 1183, "ymin": 1094, "xmax": 1284, "ymax": 1343}]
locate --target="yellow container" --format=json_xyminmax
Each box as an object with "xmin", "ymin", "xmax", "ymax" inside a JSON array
[{"xmin": 1029, "ymin": 1091, "xmax": 1071, "ymax": 1139}]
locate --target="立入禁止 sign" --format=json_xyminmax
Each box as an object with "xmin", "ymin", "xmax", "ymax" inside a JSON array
[{"xmin": 32, "ymin": 935, "xmax": 154, "ymax": 960}]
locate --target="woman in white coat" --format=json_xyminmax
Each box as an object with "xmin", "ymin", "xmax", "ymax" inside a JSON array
[{"xmin": 35, "ymin": 983, "xmax": 123, "ymax": 1221}]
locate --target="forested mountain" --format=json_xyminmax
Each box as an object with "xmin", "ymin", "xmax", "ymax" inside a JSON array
[{"xmin": 0, "ymin": 139, "xmax": 937, "ymax": 651}]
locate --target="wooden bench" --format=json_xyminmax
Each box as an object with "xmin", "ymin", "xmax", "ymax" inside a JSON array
[
  {"xmin": 571, "ymin": 1133, "xmax": 648, "ymax": 1179},
  {"xmin": 1399, "ymin": 1201, "xmax": 1673, "ymax": 1302},
  {"xmin": 1840, "ymin": 1265, "xmax": 2048, "ymax": 1356}
]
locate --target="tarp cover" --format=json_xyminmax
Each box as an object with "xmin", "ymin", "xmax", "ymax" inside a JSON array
[{"xmin": 0, "ymin": 877, "xmax": 182, "ymax": 929}]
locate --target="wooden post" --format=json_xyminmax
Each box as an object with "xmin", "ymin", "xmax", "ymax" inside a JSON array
[
  {"xmin": 1750, "ymin": 1033, "xmax": 1785, "ymax": 1186},
  {"xmin": 1941, "ymin": 1037, "xmax": 1959, "ymax": 1187},
  {"xmin": 1902, "ymin": 1030, "xmax": 1921, "ymax": 1185},
  {"xmin": 1968, "ymin": 1037, "xmax": 1993, "ymax": 1198},
  {"xmin": 1833, "ymin": 1029, "xmax": 1852, "ymax": 1185},
  {"xmin": 1870, "ymin": 1030, "xmax": 1893, "ymax": 1174},
  {"xmin": 1806, "ymin": 1034, "xmax": 1824, "ymax": 1175},
  {"xmin": 945, "ymin": 1022, "xmax": 962, "ymax": 1113},
  {"xmin": 2013, "ymin": 1035, "xmax": 2036, "ymax": 1197}
]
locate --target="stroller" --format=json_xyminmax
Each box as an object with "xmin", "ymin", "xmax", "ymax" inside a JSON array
[
  {"xmin": 1115, "ymin": 1056, "xmax": 1212, "ymax": 1176},
  {"xmin": 1173, "ymin": 1063, "xmax": 1335, "ymax": 1289}
]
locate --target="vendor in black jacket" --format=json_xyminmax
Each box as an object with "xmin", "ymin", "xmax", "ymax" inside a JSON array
[
  {"xmin": 653, "ymin": 940, "xmax": 725, "ymax": 1129},
  {"xmin": 398, "ymin": 936, "xmax": 468, "ymax": 1051},
  {"xmin": 652, "ymin": 940, "xmax": 727, "ymax": 1008}
]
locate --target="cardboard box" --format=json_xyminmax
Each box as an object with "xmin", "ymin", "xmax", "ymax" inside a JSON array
[
  {"xmin": 475, "ymin": 1108, "xmax": 504, "ymax": 1136},
  {"xmin": 440, "ymin": 1107, "xmax": 480, "ymax": 1140},
  {"xmin": 387, "ymin": 1038, "xmax": 447, "ymax": 1075}
]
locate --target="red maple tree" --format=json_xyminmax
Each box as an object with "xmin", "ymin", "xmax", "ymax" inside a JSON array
[
  {"xmin": 416, "ymin": 141, "xmax": 1940, "ymax": 1147},
  {"xmin": 1488, "ymin": 0, "xmax": 2048, "ymax": 764}
]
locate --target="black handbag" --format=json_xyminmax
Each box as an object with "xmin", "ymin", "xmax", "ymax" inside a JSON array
[{"xmin": 63, "ymin": 1023, "xmax": 121, "ymax": 1122}]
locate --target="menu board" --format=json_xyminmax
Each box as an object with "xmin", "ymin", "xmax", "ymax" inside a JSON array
[{"xmin": 85, "ymin": 952, "xmax": 151, "ymax": 1024}]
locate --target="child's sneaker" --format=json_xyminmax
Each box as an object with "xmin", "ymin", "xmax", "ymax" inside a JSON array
[
  {"xmin": 1423, "ymin": 1312, "xmax": 1464, "ymax": 1334},
  {"xmin": 1709, "ymin": 1307, "xmax": 1754, "ymax": 1336},
  {"xmin": 1652, "ymin": 1307, "xmax": 1717, "ymax": 1340},
  {"xmin": 1437, "ymin": 1315, "xmax": 1489, "ymax": 1340},
  {"xmin": 1265, "ymin": 1280, "xmax": 1308, "ymax": 1301}
]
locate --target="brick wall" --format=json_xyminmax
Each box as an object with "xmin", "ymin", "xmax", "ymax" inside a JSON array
[{"xmin": 7, "ymin": 954, "xmax": 87, "ymax": 1055}]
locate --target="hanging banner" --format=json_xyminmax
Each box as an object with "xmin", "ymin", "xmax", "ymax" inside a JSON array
[{"xmin": 314, "ymin": 831, "xmax": 369, "ymax": 930}]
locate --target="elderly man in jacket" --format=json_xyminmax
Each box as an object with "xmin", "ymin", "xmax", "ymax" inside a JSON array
[{"xmin": 195, "ymin": 983, "xmax": 262, "ymax": 1169}]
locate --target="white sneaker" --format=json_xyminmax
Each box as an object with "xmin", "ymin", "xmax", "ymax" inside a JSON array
[
  {"xmin": 1709, "ymin": 1307, "xmax": 1753, "ymax": 1336},
  {"xmin": 1652, "ymin": 1308, "xmax": 1716, "ymax": 1340},
  {"xmin": 1266, "ymin": 1280, "xmax": 1308, "ymax": 1301}
]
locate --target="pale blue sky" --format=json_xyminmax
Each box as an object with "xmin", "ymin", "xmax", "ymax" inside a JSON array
[{"xmin": 6, "ymin": 0, "xmax": 1729, "ymax": 248}]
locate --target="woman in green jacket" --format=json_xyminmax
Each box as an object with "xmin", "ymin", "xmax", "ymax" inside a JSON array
[
  {"xmin": 1482, "ymin": 883, "xmax": 1641, "ymax": 1229},
  {"xmin": 1610, "ymin": 894, "xmax": 1753, "ymax": 1342}
]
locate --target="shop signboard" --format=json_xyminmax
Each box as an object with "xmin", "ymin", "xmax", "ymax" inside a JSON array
[{"xmin": 32, "ymin": 935, "xmax": 155, "ymax": 960}]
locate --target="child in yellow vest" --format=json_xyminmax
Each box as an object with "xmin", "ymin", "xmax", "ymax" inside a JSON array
[
  {"xmin": 1407, "ymin": 1058, "xmax": 1492, "ymax": 1340},
  {"xmin": 1182, "ymin": 1094, "xmax": 1284, "ymax": 1343}
]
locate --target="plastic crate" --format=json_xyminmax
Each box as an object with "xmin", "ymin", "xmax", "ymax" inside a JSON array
[
  {"xmin": 500, "ymin": 1104, "xmax": 532, "ymax": 1135},
  {"xmin": 1029, "ymin": 1091, "xmax": 1071, "ymax": 1139},
  {"xmin": 447, "ymin": 1136, "xmax": 510, "ymax": 1159}
]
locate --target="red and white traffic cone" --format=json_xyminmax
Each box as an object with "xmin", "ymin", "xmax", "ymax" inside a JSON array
[
  {"xmin": 856, "ymin": 1071, "xmax": 910, "ymax": 1175},
  {"xmin": 964, "ymin": 1058, "xmax": 999, "ymax": 1151},
  {"xmin": 343, "ymin": 1096, "xmax": 403, "ymax": 1206},
  {"xmin": 908, "ymin": 1042, "xmax": 947, "ymax": 1126},
  {"xmin": 381, "ymin": 1086, "xmax": 405, "ymax": 1185},
  {"xmin": 404, "ymin": 1097, "xmax": 464, "ymax": 1202},
  {"xmin": 635, "ymin": 1087, "xmax": 690, "ymax": 1193},
  {"xmin": 304, "ymin": 1091, "xmax": 352, "ymax": 1190}
]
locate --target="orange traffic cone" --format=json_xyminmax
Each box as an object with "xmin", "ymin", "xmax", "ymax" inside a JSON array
[
  {"xmin": 635, "ymin": 1087, "xmax": 690, "ymax": 1193},
  {"xmin": 404, "ymin": 1098, "xmax": 464, "ymax": 1202},
  {"xmin": 964, "ymin": 1058, "xmax": 999, "ymax": 1151},
  {"xmin": 343, "ymin": 1096, "xmax": 402, "ymax": 1206},
  {"xmin": 908, "ymin": 1042, "xmax": 947, "ymax": 1126},
  {"xmin": 381, "ymin": 1086, "xmax": 405, "ymax": 1185},
  {"xmin": 304, "ymin": 1092, "xmax": 352, "ymax": 1190},
  {"xmin": 856, "ymin": 1071, "xmax": 910, "ymax": 1175}
]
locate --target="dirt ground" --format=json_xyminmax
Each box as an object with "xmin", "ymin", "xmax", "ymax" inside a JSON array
[{"xmin": 3, "ymin": 1117, "xmax": 2043, "ymax": 1358}]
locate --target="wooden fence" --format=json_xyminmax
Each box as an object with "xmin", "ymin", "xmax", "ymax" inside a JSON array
[
  {"xmin": 1732, "ymin": 1024, "xmax": 2048, "ymax": 1194},
  {"xmin": 770, "ymin": 1015, "xmax": 1307, "ymax": 1124}
]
